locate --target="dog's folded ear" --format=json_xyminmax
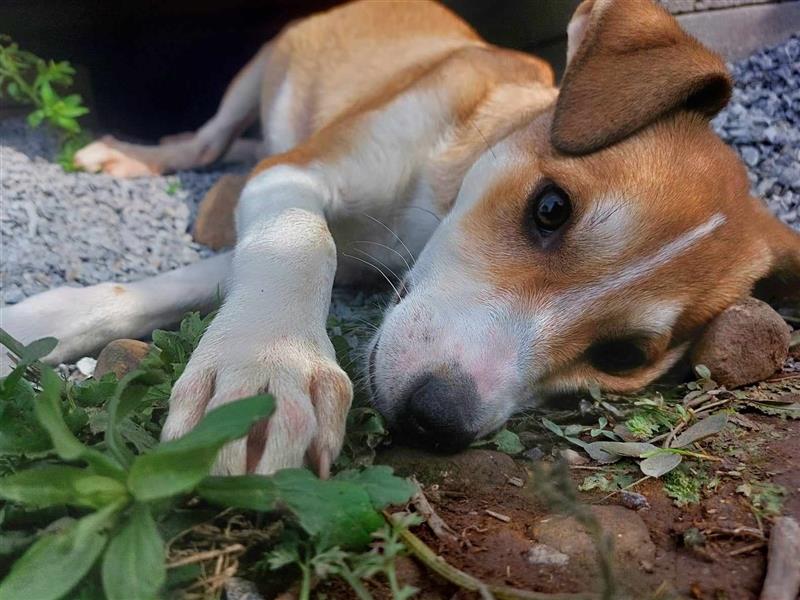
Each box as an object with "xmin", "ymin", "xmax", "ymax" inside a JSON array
[{"xmin": 553, "ymin": 0, "xmax": 732, "ymax": 155}]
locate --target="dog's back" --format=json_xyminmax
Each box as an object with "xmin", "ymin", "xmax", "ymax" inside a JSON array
[{"xmin": 261, "ymin": 0, "xmax": 553, "ymax": 154}]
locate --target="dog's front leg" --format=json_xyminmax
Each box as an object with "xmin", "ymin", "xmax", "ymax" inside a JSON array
[{"xmin": 161, "ymin": 163, "xmax": 351, "ymax": 477}]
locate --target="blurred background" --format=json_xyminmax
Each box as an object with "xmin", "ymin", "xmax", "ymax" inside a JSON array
[{"xmin": 1, "ymin": 0, "xmax": 798, "ymax": 140}]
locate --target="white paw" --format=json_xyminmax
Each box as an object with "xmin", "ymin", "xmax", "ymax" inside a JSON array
[
  {"xmin": 1, "ymin": 285, "xmax": 120, "ymax": 372},
  {"xmin": 74, "ymin": 136, "xmax": 160, "ymax": 177},
  {"xmin": 161, "ymin": 317, "xmax": 353, "ymax": 477}
]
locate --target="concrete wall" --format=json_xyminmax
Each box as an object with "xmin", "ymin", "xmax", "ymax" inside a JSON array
[{"xmin": 661, "ymin": 0, "xmax": 786, "ymax": 14}]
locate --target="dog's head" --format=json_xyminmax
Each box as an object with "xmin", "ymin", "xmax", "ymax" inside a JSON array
[{"xmin": 368, "ymin": 0, "xmax": 800, "ymax": 451}]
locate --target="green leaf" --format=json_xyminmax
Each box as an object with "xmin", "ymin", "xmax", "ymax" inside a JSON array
[
  {"xmin": 196, "ymin": 474, "xmax": 278, "ymax": 510},
  {"xmin": 640, "ymin": 452, "xmax": 682, "ymax": 478},
  {"xmin": 0, "ymin": 327, "xmax": 26, "ymax": 359},
  {"xmin": 693, "ymin": 364, "xmax": 712, "ymax": 381},
  {"xmin": 53, "ymin": 115, "xmax": 80, "ymax": 133},
  {"xmin": 39, "ymin": 80, "xmax": 56, "ymax": 106},
  {"xmin": 26, "ymin": 109, "xmax": 45, "ymax": 128},
  {"xmin": 102, "ymin": 504, "xmax": 165, "ymax": 600},
  {"xmin": 20, "ymin": 337, "xmax": 57, "ymax": 364},
  {"xmin": 127, "ymin": 394, "xmax": 274, "ymax": 501},
  {"xmin": 541, "ymin": 418, "xmax": 563, "ymax": 437},
  {"xmin": 72, "ymin": 373, "xmax": 118, "ymax": 407},
  {"xmin": 580, "ymin": 441, "xmax": 619, "ymax": 463},
  {"xmin": 271, "ymin": 469, "xmax": 384, "ymax": 549},
  {"xmin": 34, "ymin": 367, "xmax": 125, "ymax": 480},
  {"xmin": 0, "ymin": 377, "xmax": 52, "ymax": 455},
  {"xmin": 488, "ymin": 428, "xmax": 524, "ymax": 455},
  {"xmin": 333, "ymin": 466, "xmax": 414, "ymax": 508},
  {"xmin": 591, "ymin": 441, "xmax": 658, "ymax": 458},
  {"xmin": 0, "ymin": 503, "xmax": 118, "ymax": 600},
  {"xmin": 105, "ymin": 369, "xmax": 166, "ymax": 467},
  {"xmin": 0, "ymin": 465, "xmax": 127, "ymax": 509},
  {"xmin": 199, "ymin": 468, "xmax": 386, "ymax": 549},
  {"xmin": 670, "ymin": 413, "xmax": 728, "ymax": 448}
]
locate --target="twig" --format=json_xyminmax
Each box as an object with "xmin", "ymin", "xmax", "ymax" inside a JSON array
[
  {"xmin": 703, "ymin": 526, "xmax": 765, "ymax": 541},
  {"xmin": 662, "ymin": 421, "xmax": 687, "ymax": 449},
  {"xmin": 486, "ymin": 510, "xmax": 511, "ymax": 523},
  {"xmin": 409, "ymin": 476, "xmax": 459, "ymax": 545},
  {"xmin": 569, "ymin": 465, "xmax": 608, "ymax": 471},
  {"xmin": 728, "ymin": 541, "xmax": 765, "ymax": 556},
  {"xmin": 759, "ymin": 517, "xmax": 800, "ymax": 600},
  {"xmin": 166, "ymin": 544, "xmax": 245, "ymax": 568},
  {"xmin": 389, "ymin": 513, "xmax": 599, "ymax": 600},
  {"xmin": 693, "ymin": 397, "xmax": 733, "ymax": 416}
]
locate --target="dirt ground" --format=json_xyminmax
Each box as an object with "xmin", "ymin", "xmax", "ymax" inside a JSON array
[{"xmin": 315, "ymin": 363, "xmax": 800, "ymax": 600}]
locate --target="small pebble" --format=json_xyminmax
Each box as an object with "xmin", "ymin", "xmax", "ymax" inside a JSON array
[
  {"xmin": 75, "ymin": 356, "xmax": 97, "ymax": 377},
  {"xmin": 619, "ymin": 490, "xmax": 650, "ymax": 511},
  {"xmin": 561, "ymin": 448, "xmax": 589, "ymax": 465},
  {"xmin": 523, "ymin": 446, "xmax": 545, "ymax": 462}
]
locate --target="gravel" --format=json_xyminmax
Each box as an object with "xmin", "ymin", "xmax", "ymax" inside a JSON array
[
  {"xmin": 712, "ymin": 34, "xmax": 800, "ymax": 227},
  {"xmin": 2, "ymin": 35, "xmax": 799, "ymax": 306}
]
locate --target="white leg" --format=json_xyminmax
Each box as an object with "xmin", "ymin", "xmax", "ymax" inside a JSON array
[
  {"xmin": 161, "ymin": 165, "xmax": 352, "ymax": 477},
  {"xmin": 74, "ymin": 44, "xmax": 271, "ymax": 176},
  {"xmin": 0, "ymin": 253, "xmax": 232, "ymax": 369}
]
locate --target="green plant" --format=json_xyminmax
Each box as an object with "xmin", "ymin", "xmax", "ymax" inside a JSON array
[
  {"xmin": 663, "ymin": 466, "xmax": 704, "ymax": 507},
  {"xmin": 0, "ymin": 318, "xmax": 413, "ymax": 599},
  {"xmin": 471, "ymin": 427, "xmax": 524, "ymax": 455},
  {"xmin": 264, "ymin": 512, "xmax": 422, "ymax": 600},
  {"xmin": 737, "ymin": 480, "xmax": 786, "ymax": 522},
  {"xmin": 0, "ymin": 36, "xmax": 90, "ymax": 170}
]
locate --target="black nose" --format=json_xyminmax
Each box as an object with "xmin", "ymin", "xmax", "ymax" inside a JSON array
[{"xmin": 396, "ymin": 368, "xmax": 480, "ymax": 453}]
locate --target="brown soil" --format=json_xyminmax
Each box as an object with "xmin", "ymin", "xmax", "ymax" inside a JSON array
[{"xmin": 342, "ymin": 412, "xmax": 800, "ymax": 600}]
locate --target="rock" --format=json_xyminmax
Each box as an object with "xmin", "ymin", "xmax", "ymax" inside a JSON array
[
  {"xmin": 739, "ymin": 145, "xmax": 760, "ymax": 167},
  {"xmin": 619, "ymin": 491, "xmax": 650, "ymax": 511},
  {"xmin": 523, "ymin": 447, "xmax": 545, "ymax": 462},
  {"xmin": 94, "ymin": 339, "xmax": 151, "ymax": 380},
  {"xmin": 560, "ymin": 448, "xmax": 588, "ymax": 465},
  {"xmin": 532, "ymin": 505, "xmax": 656, "ymax": 568},
  {"xmin": 525, "ymin": 543, "xmax": 569, "ymax": 566},
  {"xmin": 691, "ymin": 297, "xmax": 792, "ymax": 389},
  {"xmin": 223, "ymin": 577, "xmax": 264, "ymax": 600},
  {"xmin": 75, "ymin": 356, "xmax": 96, "ymax": 377},
  {"xmin": 376, "ymin": 447, "xmax": 525, "ymax": 489},
  {"xmin": 191, "ymin": 174, "xmax": 246, "ymax": 249}
]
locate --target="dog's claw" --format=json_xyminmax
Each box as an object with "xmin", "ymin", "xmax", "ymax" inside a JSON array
[{"xmin": 162, "ymin": 319, "xmax": 352, "ymax": 476}]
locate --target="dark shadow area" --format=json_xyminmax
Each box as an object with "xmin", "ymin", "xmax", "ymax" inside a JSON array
[{"xmin": 1, "ymin": 0, "xmax": 579, "ymax": 141}]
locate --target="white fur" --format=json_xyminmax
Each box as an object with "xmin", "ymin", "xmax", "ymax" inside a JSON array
[
  {"xmin": 1, "ymin": 253, "xmax": 232, "ymax": 368},
  {"xmin": 267, "ymin": 77, "xmax": 298, "ymax": 154}
]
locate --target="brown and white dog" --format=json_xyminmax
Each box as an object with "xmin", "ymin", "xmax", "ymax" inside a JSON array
[{"xmin": 4, "ymin": 0, "xmax": 799, "ymax": 476}]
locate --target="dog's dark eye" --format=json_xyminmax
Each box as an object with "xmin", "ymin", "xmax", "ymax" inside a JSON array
[
  {"xmin": 587, "ymin": 338, "xmax": 649, "ymax": 374},
  {"xmin": 530, "ymin": 185, "xmax": 572, "ymax": 235}
]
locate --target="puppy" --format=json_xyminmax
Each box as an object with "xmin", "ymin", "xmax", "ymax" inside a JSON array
[{"xmin": 5, "ymin": 0, "xmax": 798, "ymax": 476}]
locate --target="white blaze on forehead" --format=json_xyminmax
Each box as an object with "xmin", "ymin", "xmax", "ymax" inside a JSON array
[
  {"xmin": 521, "ymin": 211, "xmax": 727, "ymax": 365},
  {"xmin": 580, "ymin": 212, "xmax": 727, "ymax": 301}
]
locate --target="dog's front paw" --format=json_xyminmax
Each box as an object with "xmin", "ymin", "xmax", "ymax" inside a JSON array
[{"xmin": 161, "ymin": 321, "xmax": 352, "ymax": 477}]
